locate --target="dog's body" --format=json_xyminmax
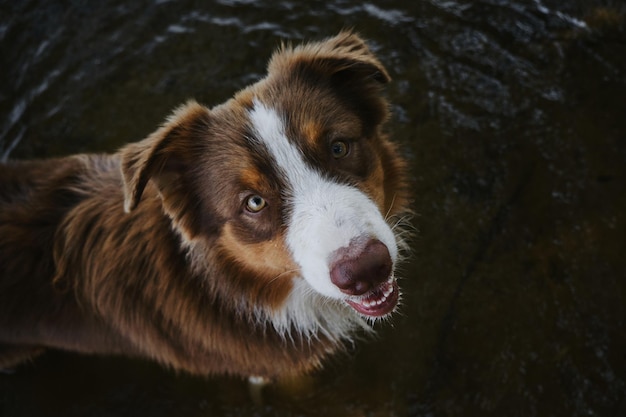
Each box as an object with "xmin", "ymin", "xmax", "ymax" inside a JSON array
[{"xmin": 0, "ymin": 32, "xmax": 410, "ymax": 379}]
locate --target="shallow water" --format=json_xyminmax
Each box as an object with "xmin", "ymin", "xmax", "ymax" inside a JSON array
[{"xmin": 1, "ymin": 1, "xmax": 625, "ymax": 416}]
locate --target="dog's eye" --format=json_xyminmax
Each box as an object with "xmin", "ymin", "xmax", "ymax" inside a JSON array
[
  {"xmin": 330, "ymin": 140, "xmax": 350, "ymax": 159},
  {"xmin": 245, "ymin": 195, "xmax": 267, "ymax": 213}
]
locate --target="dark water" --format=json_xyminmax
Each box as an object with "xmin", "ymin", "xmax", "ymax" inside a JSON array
[{"xmin": 1, "ymin": 0, "xmax": 625, "ymax": 416}]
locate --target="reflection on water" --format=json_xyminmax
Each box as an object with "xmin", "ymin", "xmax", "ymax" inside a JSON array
[{"xmin": 1, "ymin": 1, "xmax": 625, "ymax": 416}]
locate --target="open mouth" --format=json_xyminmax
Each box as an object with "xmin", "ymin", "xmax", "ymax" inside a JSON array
[{"xmin": 345, "ymin": 276, "xmax": 399, "ymax": 317}]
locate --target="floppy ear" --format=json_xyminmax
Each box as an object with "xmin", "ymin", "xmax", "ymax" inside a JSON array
[
  {"xmin": 268, "ymin": 31, "xmax": 391, "ymax": 126},
  {"xmin": 268, "ymin": 30, "xmax": 390, "ymax": 86},
  {"xmin": 120, "ymin": 101, "xmax": 210, "ymax": 213}
]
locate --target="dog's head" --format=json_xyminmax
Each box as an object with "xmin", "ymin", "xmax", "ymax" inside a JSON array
[{"xmin": 120, "ymin": 32, "xmax": 410, "ymax": 336}]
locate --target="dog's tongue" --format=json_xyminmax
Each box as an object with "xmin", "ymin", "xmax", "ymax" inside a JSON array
[{"xmin": 346, "ymin": 279, "xmax": 399, "ymax": 317}]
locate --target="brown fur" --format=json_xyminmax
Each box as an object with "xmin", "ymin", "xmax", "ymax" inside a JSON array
[{"xmin": 0, "ymin": 32, "xmax": 409, "ymax": 378}]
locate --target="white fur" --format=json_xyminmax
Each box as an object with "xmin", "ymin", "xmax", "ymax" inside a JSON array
[
  {"xmin": 248, "ymin": 100, "xmax": 398, "ymax": 302},
  {"xmin": 256, "ymin": 279, "xmax": 371, "ymax": 342}
]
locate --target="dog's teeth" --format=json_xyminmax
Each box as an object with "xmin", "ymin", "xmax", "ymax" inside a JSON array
[
  {"xmin": 383, "ymin": 286, "xmax": 393, "ymax": 298},
  {"xmin": 353, "ymin": 280, "xmax": 396, "ymax": 309}
]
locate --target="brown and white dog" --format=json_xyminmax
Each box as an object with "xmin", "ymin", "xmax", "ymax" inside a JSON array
[{"xmin": 0, "ymin": 32, "xmax": 410, "ymax": 379}]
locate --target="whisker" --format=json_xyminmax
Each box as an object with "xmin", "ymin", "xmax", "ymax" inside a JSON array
[
  {"xmin": 259, "ymin": 268, "xmax": 300, "ymax": 291},
  {"xmin": 384, "ymin": 193, "xmax": 397, "ymax": 221}
]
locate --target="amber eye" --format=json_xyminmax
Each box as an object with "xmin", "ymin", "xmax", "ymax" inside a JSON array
[
  {"xmin": 330, "ymin": 140, "xmax": 349, "ymax": 159},
  {"xmin": 245, "ymin": 195, "xmax": 267, "ymax": 213}
]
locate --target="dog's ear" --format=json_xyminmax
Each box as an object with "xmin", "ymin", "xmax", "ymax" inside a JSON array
[
  {"xmin": 268, "ymin": 30, "xmax": 390, "ymax": 86},
  {"xmin": 268, "ymin": 31, "xmax": 391, "ymax": 126},
  {"xmin": 120, "ymin": 101, "xmax": 210, "ymax": 213}
]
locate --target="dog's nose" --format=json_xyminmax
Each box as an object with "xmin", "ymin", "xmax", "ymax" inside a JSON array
[{"xmin": 330, "ymin": 239, "xmax": 392, "ymax": 296}]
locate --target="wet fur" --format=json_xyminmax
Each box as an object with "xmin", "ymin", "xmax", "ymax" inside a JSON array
[{"xmin": 0, "ymin": 32, "xmax": 410, "ymax": 378}]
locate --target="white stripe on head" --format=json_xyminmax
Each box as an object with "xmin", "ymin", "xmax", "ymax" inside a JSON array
[{"xmin": 248, "ymin": 99, "xmax": 397, "ymax": 300}]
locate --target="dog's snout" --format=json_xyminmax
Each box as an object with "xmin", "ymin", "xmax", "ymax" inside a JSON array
[{"xmin": 330, "ymin": 239, "xmax": 392, "ymax": 296}]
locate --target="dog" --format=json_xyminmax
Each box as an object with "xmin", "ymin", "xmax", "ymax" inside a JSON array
[{"xmin": 0, "ymin": 31, "xmax": 410, "ymax": 379}]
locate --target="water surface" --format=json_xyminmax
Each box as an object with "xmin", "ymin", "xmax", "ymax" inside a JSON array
[{"xmin": 1, "ymin": 1, "xmax": 625, "ymax": 416}]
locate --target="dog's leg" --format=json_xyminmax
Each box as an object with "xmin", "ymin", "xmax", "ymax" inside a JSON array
[
  {"xmin": 248, "ymin": 375, "xmax": 270, "ymax": 405},
  {"xmin": 0, "ymin": 344, "xmax": 45, "ymax": 372}
]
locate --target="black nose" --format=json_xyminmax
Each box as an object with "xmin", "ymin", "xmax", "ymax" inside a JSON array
[{"xmin": 329, "ymin": 239, "xmax": 392, "ymax": 296}]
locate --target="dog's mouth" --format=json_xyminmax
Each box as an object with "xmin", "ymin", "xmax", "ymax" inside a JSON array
[{"xmin": 345, "ymin": 276, "xmax": 399, "ymax": 317}]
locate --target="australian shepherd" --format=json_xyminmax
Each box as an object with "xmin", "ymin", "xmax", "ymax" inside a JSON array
[{"xmin": 0, "ymin": 31, "xmax": 410, "ymax": 379}]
